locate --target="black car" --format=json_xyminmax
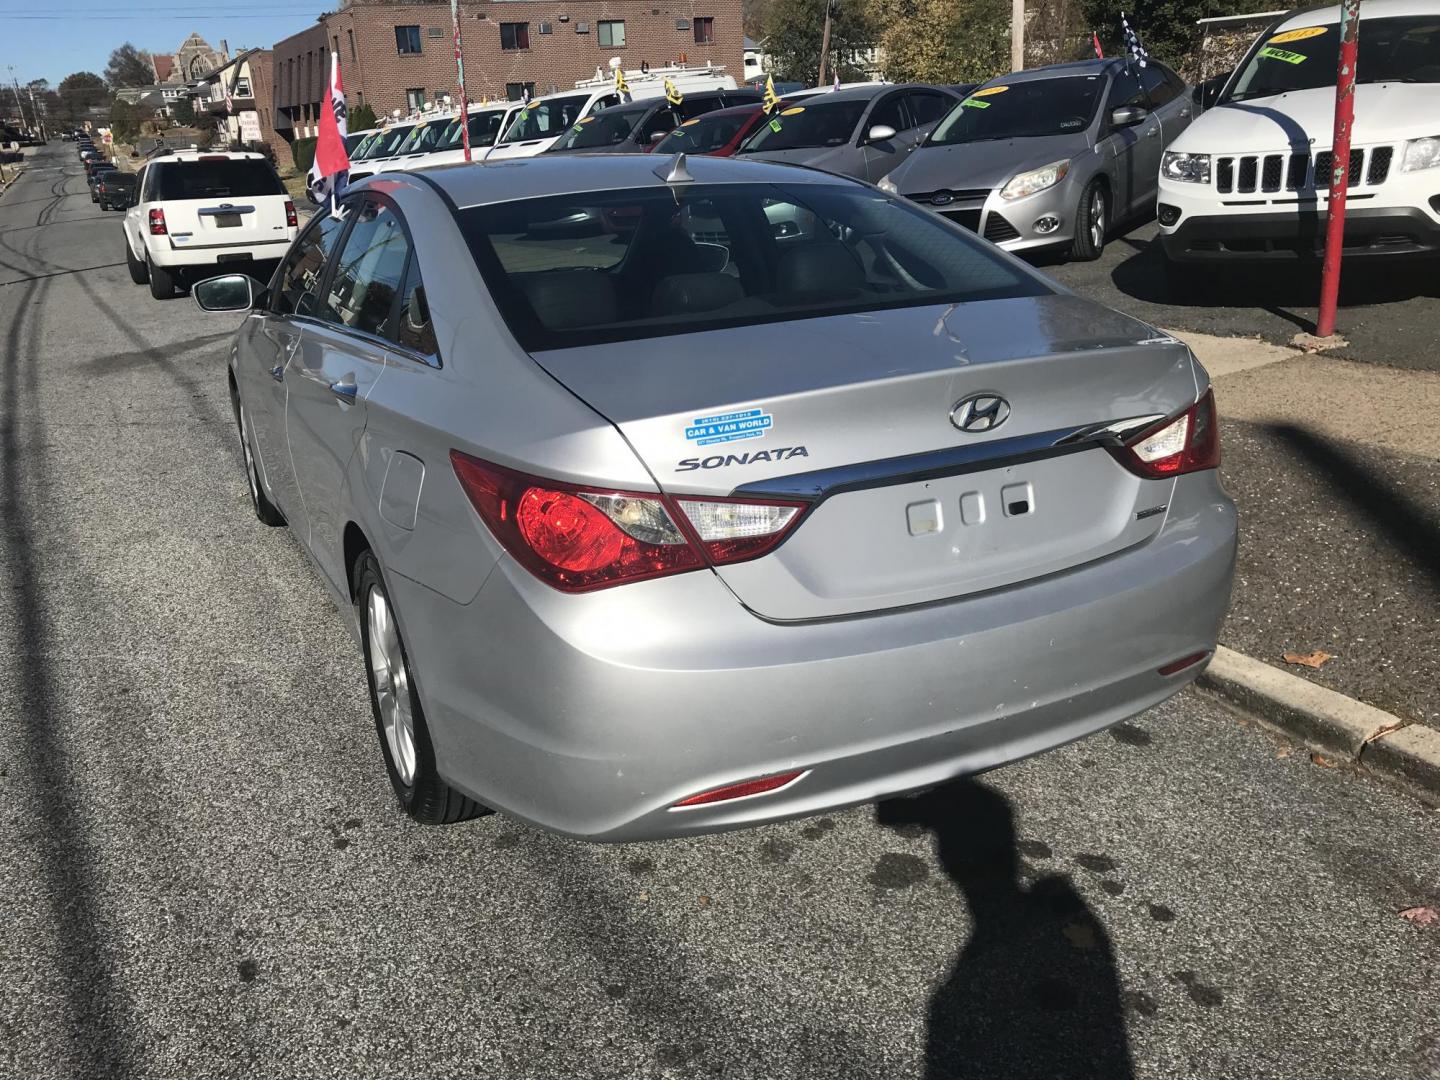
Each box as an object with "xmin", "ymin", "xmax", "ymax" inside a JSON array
[
  {"xmin": 95, "ymin": 171, "xmax": 135, "ymax": 211},
  {"xmin": 545, "ymin": 89, "xmax": 762, "ymax": 155},
  {"xmin": 87, "ymin": 163, "xmax": 119, "ymax": 201}
]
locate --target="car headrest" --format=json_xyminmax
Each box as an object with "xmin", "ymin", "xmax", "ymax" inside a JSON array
[
  {"xmin": 776, "ymin": 242, "xmax": 864, "ymax": 297},
  {"xmin": 517, "ymin": 270, "xmax": 618, "ymax": 331},
  {"xmin": 650, "ymin": 272, "xmax": 744, "ymax": 317}
]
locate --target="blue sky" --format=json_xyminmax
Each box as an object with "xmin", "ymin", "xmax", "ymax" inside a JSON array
[{"xmin": 1, "ymin": 2, "xmax": 328, "ymax": 86}]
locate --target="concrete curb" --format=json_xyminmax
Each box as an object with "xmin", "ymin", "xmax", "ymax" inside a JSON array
[
  {"xmin": 0, "ymin": 166, "xmax": 24, "ymax": 197},
  {"xmin": 1198, "ymin": 645, "xmax": 1440, "ymax": 805}
]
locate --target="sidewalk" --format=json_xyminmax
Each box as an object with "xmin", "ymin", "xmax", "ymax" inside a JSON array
[{"xmin": 1174, "ymin": 330, "xmax": 1440, "ymax": 733}]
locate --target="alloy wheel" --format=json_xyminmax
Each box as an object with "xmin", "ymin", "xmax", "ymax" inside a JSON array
[
  {"xmin": 367, "ymin": 585, "xmax": 417, "ymax": 787},
  {"xmin": 1089, "ymin": 189, "xmax": 1106, "ymax": 250}
]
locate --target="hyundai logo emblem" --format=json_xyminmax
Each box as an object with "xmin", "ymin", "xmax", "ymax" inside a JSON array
[
  {"xmin": 930, "ymin": 191, "xmax": 954, "ymax": 206},
  {"xmin": 950, "ymin": 393, "xmax": 1011, "ymax": 434}
]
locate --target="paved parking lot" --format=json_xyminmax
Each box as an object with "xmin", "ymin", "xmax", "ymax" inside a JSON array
[
  {"xmin": 3, "ymin": 145, "xmax": 1439, "ymax": 1079},
  {"xmin": 1043, "ymin": 220, "xmax": 1440, "ymax": 372}
]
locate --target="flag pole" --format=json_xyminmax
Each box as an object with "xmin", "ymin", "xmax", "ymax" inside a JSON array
[
  {"xmin": 450, "ymin": 0, "xmax": 472, "ymax": 163},
  {"xmin": 1316, "ymin": 0, "xmax": 1361, "ymax": 338},
  {"xmin": 817, "ymin": 0, "xmax": 833, "ymax": 88}
]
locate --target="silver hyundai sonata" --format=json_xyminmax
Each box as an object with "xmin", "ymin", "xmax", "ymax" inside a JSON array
[{"xmin": 196, "ymin": 153, "xmax": 1237, "ymax": 841}]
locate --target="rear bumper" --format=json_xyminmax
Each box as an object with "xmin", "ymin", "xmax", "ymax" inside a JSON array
[
  {"xmin": 145, "ymin": 233, "xmax": 294, "ymax": 268},
  {"xmin": 389, "ymin": 470, "xmax": 1237, "ymax": 842},
  {"xmin": 1159, "ymin": 204, "xmax": 1440, "ymax": 262}
]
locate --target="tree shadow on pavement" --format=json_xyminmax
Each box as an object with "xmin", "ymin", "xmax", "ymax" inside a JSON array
[
  {"xmin": 1268, "ymin": 423, "xmax": 1440, "ymax": 589},
  {"xmin": 877, "ymin": 780, "xmax": 1135, "ymax": 1080}
]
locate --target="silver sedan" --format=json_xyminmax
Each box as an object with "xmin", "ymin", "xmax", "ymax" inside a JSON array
[{"xmin": 195, "ymin": 153, "xmax": 1236, "ymax": 841}]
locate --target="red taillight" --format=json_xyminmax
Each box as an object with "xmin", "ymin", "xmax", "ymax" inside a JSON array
[
  {"xmin": 148, "ymin": 208, "xmax": 167, "ymax": 235},
  {"xmin": 449, "ymin": 451, "xmax": 807, "ymax": 592},
  {"xmin": 671, "ymin": 770, "xmax": 806, "ymax": 808},
  {"xmin": 284, "ymin": 199, "xmax": 297, "ymax": 228},
  {"xmin": 1112, "ymin": 389, "xmax": 1220, "ymax": 479}
]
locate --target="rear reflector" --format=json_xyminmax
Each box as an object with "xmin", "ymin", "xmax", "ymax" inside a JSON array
[
  {"xmin": 671, "ymin": 770, "xmax": 806, "ymax": 808},
  {"xmin": 1158, "ymin": 651, "xmax": 1210, "ymax": 676}
]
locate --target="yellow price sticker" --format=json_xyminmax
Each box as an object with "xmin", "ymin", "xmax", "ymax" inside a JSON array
[
  {"xmin": 781, "ymin": 106, "xmax": 806, "ymax": 116},
  {"xmin": 972, "ymin": 85, "xmax": 1009, "ymax": 97},
  {"xmin": 1269, "ymin": 26, "xmax": 1328, "ymax": 44},
  {"xmin": 681, "ymin": 118, "xmax": 701, "ymax": 127}
]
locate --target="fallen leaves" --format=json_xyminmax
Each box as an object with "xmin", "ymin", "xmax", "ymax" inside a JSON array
[
  {"xmin": 1310, "ymin": 753, "xmax": 1340, "ymax": 769},
  {"xmin": 1399, "ymin": 905, "xmax": 1438, "ymax": 928},
  {"xmin": 1283, "ymin": 650, "xmax": 1334, "ymax": 669}
]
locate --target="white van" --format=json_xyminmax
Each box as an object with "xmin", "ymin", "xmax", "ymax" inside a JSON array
[
  {"xmin": 487, "ymin": 62, "xmax": 738, "ymax": 160},
  {"xmin": 1157, "ymin": 0, "xmax": 1440, "ymax": 275},
  {"xmin": 396, "ymin": 101, "xmax": 522, "ymax": 171}
]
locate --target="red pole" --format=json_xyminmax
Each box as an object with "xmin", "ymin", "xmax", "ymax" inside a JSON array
[
  {"xmin": 1316, "ymin": 0, "xmax": 1361, "ymax": 338},
  {"xmin": 450, "ymin": 0, "xmax": 472, "ymax": 163}
]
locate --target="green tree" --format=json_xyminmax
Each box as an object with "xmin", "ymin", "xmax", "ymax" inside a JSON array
[
  {"xmin": 171, "ymin": 96, "xmax": 197, "ymax": 126},
  {"xmin": 1084, "ymin": 0, "xmax": 1255, "ymax": 77},
  {"xmin": 761, "ymin": 0, "xmax": 878, "ymax": 84},
  {"xmin": 109, "ymin": 98, "xmax": 142, "ymax": 142},
  {"xmin": 874, "ymin": 0, "xmax": 1011, "ymax": 83},
  {"xmin": 56, "ymin": 72, "xmax": 109, "ymax": 121},
  {"xmin": 106, "ymin": 43, "xmax": 154, "ymax": 88},
  {"xmin": 349, "ymin": 102, "xmax": 377, "ymax": 132}
]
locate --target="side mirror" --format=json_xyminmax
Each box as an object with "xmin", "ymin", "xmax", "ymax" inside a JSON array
[
  {"xmin": 1110, "ymin": 105, "xmax": 1148, "ymax": 128},
  {"xmin": 866, "ymin": 124, "xmax": 898, "ymax": 144},
  {"xmin": 649, "ymin": 130, "xmax": 669, "ymax": 144},
  {"xmin": 193, "ymin": 273, "xmax": 257, "ymax": 313}
]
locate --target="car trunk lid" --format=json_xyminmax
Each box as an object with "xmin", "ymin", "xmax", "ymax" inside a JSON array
[{"xmin": 530, "ymin": 293, "xmax": 1200, "ymax": 620}]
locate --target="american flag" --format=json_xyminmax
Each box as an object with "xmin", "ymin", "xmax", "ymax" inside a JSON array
[{"xmin": 1121, "ymin": 13, "xmax": 1149, "ymax": 69}]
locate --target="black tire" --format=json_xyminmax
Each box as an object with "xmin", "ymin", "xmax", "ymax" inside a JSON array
[
  {"xmin": 1069, "ymin": 179, "xmax": 1109, "ymax": 261},
  {"xmin": 233, "ymin": 396, "xmax": 286, "ymax": 527},
  {"xmin": 125, "ymin": 237, "xmax": 149, "ymax": 284},
  {"xmin": 147, "ymin": 258, "xmax": 177, "ymax": 300},
  {"xmin": 354, "ymin": 551, "xmax": 488, "ymax": 826}
]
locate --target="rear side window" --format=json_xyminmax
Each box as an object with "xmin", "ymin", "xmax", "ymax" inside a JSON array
[
  {"xmin": 317, "ymin": 200, "xmax": 411, "ymax": 338},
  {"xmin": 458, "ymin": 182, "xmax": 1048, "ymax": 351},
  {"xmin": 274, "ymin": 215, "xmax": 347, "ymax": 316},
  {"xmin": 1139, "ymin": 64, "xmax": 1180, "ymax": 107},
  {"xmin": 154, "ymin": 159, "xmax": 284, "ymax": 200}
]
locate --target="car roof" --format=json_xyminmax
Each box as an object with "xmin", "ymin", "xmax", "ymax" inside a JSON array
[
  {"xmin": 416, "ymin": 152, "xmax": 855, "ymax": 209},
  {"xmin": 979, "ymin": 59, "xmax": 1127, "ymax": 87}
]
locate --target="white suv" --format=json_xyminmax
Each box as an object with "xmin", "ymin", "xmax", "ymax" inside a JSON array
[
  {"xmin": 1157, "ymin": 0, "xmax": 1440, "ymax": 276},
  {"xmin": 123, "ymin": 149, "xmax": 297, "ymax": 299}
]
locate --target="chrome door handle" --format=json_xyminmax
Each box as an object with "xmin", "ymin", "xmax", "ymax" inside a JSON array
[
  {"xmin": 269, "ymin": 364, "xmax": 284, "ymax": 381},
  {"xmin": 329, "ymin": 378, "xmax": 358, "ymax": 402}
]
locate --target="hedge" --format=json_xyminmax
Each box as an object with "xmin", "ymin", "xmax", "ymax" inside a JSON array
[{"xmin": 291, "ymin": 136, "xmax": 317, "ymax": 174}]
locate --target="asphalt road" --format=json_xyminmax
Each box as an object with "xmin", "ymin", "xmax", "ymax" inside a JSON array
[
  {"xmin": 1043, "ymin": 221, "xmax": 1440, "ymax": 373},
  {"xmin": 2, "ymin": 144, "xmax": 1438, "ymax": 1080}
]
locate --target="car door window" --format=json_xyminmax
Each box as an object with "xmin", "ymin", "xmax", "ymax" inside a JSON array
[
  {"xmin": 903, "ymin": 90, "xmax": 953, "ymax": 127},
  {"xmin": 637, "ymin": 106, "xmax": 683, "ymax": 145},
  {"xmin": 1106, "ymin": 68, "xmax": 1149, "ymax": 116},
  {"xmin": 138, "ymin": 166, "xmax": 155, "ymax": 202},
  {"xmin": 393, "ymin": 255, "xmax": 439, "ymax": 360},
  {"xmin": 868, "ymin": 94, "xmax": 908, "ymax": 135},
  {"xmin": 317, "ymin": 199, "xmax": 411, "ymax": 338},
  {"xmin": 273, "ymin": 214, "xmax": 348, "ymax": 317},
  {"xmin": 1140, "ymin": 64, "xmax": 1179, "ymax": 108}
]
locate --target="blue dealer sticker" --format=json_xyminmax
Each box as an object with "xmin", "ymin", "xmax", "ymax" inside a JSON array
[{"xmin": 685, "ymin": 407, "xmax": 773, "ymax": 446}]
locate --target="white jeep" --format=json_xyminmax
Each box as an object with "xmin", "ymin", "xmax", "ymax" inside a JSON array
[
  {"xmin": 1157, "ymin": 0, "xmax": 1440, "ymax": 275},
  {"xmin": 123, "ymin": 149, "xmax": 297, "ymax": 300}
]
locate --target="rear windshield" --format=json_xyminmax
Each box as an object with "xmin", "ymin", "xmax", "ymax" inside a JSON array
[
  {"xmin": 655, "ymin": 109, "xmax": 757, "ymax": 155},
  {"xmin": 928, "ymin": 76, "xmax": 1103, "ymax": 144},
  {"xmin": 551, "ymin": 107, "xmax": 649, "ymax": 150},
  {"xmin": 102, "ymin": 173, "xmax": 135, "ymax": 186},
  {"xmin": 154, "ymin": 159, "xmax": 283, "ymax": 200},
  {"xmin": 739, "ymin": 100, "xmax": 867, "ymax": 152},
  {"xmin": 1226, "ymin": 16, "xmax": 1440, "ymax": 101},
  {"xmin": 501, "ymin": 94, "xmax": 595, "ymax": 142},
  {"xmin": 458, "ymin": 182, "xmax": 1048, "ymax": 351}
]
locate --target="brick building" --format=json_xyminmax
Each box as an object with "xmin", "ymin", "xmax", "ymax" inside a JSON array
[
  {"xmin": 274, "ymin": 0, "xmax": 744, "ymax": 135},
  {"xmin": 195, "ymin": 49, "xmax": 286, "ymax": 164}
]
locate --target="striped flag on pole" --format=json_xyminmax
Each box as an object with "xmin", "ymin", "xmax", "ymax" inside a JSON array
[
  {"xmin": 1121, "ymin": 13, "xmax": 1149, "ymax": 68},
  {"xmin": 307, "ymin": 52, "xmax": 350, "ymax": 210}
]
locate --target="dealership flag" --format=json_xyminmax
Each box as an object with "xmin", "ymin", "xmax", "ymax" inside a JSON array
[
  {"xmin": 1121, "ymin": 13, "xmax": 1149, "ymax": 68},
  {"xmin": 1092, "ymin": 30, "xmax": 1104, "ymax": 58},
  {"xmin": 307, "ymin": 53, "xmax": 350, "ymax": 210},
  {"xmin": 762, "ymin": 75, "xmax": 780, "ymax": 114}
]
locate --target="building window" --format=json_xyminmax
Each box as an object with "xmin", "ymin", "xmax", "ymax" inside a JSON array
[
  {"xmin": 234, "ymin": 77, "xmax": 252, "ymax": 97},
  {"xmin": 539, "ymin": 22, "xmax": 553, "ymax": 34},
  {"xmin": 427, "ymin": 27, "xmax": 445, "ymax": 39},
  {"xmin": 506, "ymin": 81, "xmax": 535, "ymax": 101},
  {"xmin": 694, "ymin": 17, "xmax": 715, "ymax": 43},
  {"xmin": 348, "ymin": 29, "xmax": 356, "ymax": 62},
  {"xmin": 406, "ymin": 87, "xmax": 425, "ymax": 111},
  {"xmin": 598, "ymin": 20, "xmax": 626, "ymax": 47},
  {"xmin": 395, "ymin": 25, "xmax": 422, "ymax": 54},
  {"xmin": 333, "ymin": 36, "xmax": 340, "ymax": 58},
  {"xmin": 500, "ymin": 22, "xmax": 530, "ymax": 50}
]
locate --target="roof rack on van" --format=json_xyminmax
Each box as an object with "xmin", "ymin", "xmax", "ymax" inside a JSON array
[{"xmin": 574, "ymin": 59, "xmax": 727, "ymax": 91}]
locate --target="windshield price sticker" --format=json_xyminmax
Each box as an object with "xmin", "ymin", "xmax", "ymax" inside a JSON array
[
  {"xmin": 769, "ymin": 118, "xmax": 783, "ymax": 131},
  {"xmin": 972, "ymin": 86, "xmax": 1009, "ymax": 97},
  {"xmin": 1269, "ymin": 26, "xmax": 1328, "ymax": 44},
  {"xmin": 961, "ymin": 98, "xmax": 991, "ymax": 109},
  {"xmin": 685, "ymin": 407, "xmax": 774, "ymax": 446},
  {"xmin": 1260, "ymin": 46, "xmax": 1308, "ymax": 64},
  {"xmin": 781, "ymin": 106, "xmax": 805, "ymax": 116}
]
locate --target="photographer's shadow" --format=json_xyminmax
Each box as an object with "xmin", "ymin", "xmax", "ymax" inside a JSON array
[{"xmin": 877, "ymin": 781, "xmax": 1135, "ymax": 1080}]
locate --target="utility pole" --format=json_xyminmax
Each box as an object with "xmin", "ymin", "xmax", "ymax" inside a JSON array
[
  {"xmin": 28, "ymin": 86, "xmax": 46, "ymax": 141},
  {"xmin": 8, "ymin": 67, "xmax": 33, "ymax": 136},
  {"xmin": 1316, "ymin": 0, "xmax": 1361, "ymax": 339},
  {"xmin": 1011, "ymin": 0, "xmax": 1025, "ymax": 71},
  {"xmin": 449, "ymin": 0, "xmax": 472, "ymax": 162},
  {"xmin": 817, "ymin": 0, "xmax": 834, "ymax": 88}
]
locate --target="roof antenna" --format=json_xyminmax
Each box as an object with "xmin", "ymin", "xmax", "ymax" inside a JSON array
[{"xmin": 655, "ymin": 151, "xmax": 693, "ymax": 184}]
